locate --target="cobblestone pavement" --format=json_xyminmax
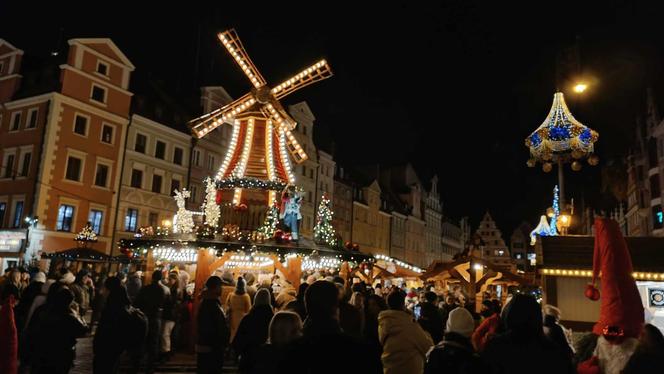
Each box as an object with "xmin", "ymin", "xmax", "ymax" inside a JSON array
[{"xmin": 71, "ymin": 335, "xmax": 239, "ymax": 373}]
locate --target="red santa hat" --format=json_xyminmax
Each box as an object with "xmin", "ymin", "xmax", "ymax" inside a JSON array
[{"xmin": 585, "ymin": 218, "xmax": 643, "ymax": 341}]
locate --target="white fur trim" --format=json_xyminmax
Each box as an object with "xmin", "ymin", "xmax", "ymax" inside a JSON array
[{"xmin": 594, "ymin": 335, "xmax": 639, "ymax": 374}]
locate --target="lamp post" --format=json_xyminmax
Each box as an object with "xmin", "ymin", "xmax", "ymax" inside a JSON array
[
  {"xmin": 525, "ymin": 92, "xmax": 600, "ymax": 219},
  {"xmin": 22, "ymin": 216, "xmax": 38, "ymax": 265}
]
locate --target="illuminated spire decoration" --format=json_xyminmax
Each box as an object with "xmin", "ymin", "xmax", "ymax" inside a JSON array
[
  {"xmin": 202, "ymin": 177, "xmax": 220, "ymax": 228},
  {"xmin": 188, "ymin": 29, "xmax": 333, "ymax": 207},
  {"xmin": 549, "ymin": 185, "xmax": 560, "ymax": 235},
  {"xmin": 530, "ymin": 215, "xmax": 552, "ymax": 245}
]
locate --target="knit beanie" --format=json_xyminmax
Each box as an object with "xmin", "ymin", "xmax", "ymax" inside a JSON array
[{"xmin": 446, "ymin": 307, "xmax": 475, "ymax": 338}]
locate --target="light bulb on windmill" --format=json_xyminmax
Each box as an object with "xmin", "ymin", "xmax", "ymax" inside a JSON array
[{"xmin": 188, "ymin": 29, "xmax": 333, "ymax": 207}]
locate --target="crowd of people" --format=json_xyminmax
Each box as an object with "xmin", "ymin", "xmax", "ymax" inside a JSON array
[{"xmin": 0, "ymin": 263, "xmax": 663, "ymax": 373}]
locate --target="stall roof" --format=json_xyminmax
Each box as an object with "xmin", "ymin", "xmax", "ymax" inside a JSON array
[
  {"xmin": 539, "ymin": 235, "xmax": 664, "ymax": 273},
  {"xmin": 422, "ymin": 256, "xmax": 531, "ymax": 285}
]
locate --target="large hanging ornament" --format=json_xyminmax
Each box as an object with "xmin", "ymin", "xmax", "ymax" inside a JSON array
[
  {"xmin": 571, "ymin": 161, "xmax": 582, "ymax": 171},
  {"xmin": 542, "ymin": 162, "xmax": 553, "ymax": 173},
  {"xmin": 527, "ymin": 158, "xmax": 537, "ymax": 168}
]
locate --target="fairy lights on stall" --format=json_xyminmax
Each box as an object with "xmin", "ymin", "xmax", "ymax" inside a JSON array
[{"xmin": 375, "ymin": 254, "xmax": 423, "ymax": 273}]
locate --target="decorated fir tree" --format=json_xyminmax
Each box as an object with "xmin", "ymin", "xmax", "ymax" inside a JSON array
[
  {"xmin": 75, "ymin": 222, "xmax": 98, "ymax": 242},
  {"xmin": 314, "ymin": 195, "xmax": 336, "ymax": 246},
  {"xmin": 257, "ymin": 203, "xmax": 280, "ymax": 238}
]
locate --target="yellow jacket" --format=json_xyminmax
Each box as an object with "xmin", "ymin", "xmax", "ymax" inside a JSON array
[{"xmin": 378, "ymin": 309, "xmax": 434, "ymax": 374}]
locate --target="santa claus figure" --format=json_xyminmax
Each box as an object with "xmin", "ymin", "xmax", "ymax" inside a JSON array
[
  {"xmin": 280, "ymin": 185, "xmax": 302, "ymax": 241},
  {"xmin": 577, "ymin": 218, "xmax": 644, "ymax": 374}
]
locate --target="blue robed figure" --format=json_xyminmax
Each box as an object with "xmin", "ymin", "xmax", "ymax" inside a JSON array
[{"xmin": 280, "ymin": 185, "xmax": 302, "ymax": 240}]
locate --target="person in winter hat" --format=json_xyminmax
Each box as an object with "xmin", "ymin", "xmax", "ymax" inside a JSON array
[
  {"xmin": 577, "ymin": 218, "xmax": 644, "ymax": 374},
  {"xmin": 425, "ymin": 307, "xmax": 485, "ymax": 373},
  {"xmin": 226, "ymin": 276, "xmax": 251, "ymax": 342}
]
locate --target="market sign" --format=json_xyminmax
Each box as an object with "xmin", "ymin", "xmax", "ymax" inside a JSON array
[
  {"xmin": 649, "ymin": 288, "xmax": 664, "ymax": 308},
  {"xmin": 0, "ymin": 231, "xmax": 24, "ymax": 252}
]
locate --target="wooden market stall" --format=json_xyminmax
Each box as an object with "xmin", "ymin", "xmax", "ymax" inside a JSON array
[
  {"xmin": 421, "ymin": 255, "xmax": 531, "ymax": 312},
  {"xmin": 537, "ymin": 235, "xmax": 664, "ymax": 332}
]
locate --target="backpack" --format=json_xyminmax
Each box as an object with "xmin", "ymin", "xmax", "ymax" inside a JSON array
[{"xmin": 124, "ymin": 306, "xmax": 148, "ymax": 352}]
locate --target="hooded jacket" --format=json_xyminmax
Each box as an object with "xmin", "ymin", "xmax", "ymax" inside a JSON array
[{"xmin": 378, "ymin": 309, "xmax": 433, "ymax": 374}]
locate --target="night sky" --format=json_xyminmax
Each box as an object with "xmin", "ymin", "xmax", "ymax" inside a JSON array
[{"xmin": 3, "ymin": 1, "xmax": 664, "ymax": 234}]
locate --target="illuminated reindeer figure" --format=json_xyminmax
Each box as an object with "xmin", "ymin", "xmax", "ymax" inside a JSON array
[{"xmin": 173, "ymin": 189, "xmax": 195, "ymax": 234}]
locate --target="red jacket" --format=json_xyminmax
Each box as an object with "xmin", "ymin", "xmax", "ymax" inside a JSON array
[{"xmin": 471, "ymin": 313, "xmax": 500, "ymax": 352}]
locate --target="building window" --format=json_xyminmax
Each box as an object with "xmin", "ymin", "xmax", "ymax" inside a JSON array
[
  {"xmin": 650, "ymin": 174, "xmax": 661, "ymax": 199},
  {"xmin": 10, "ymin": 112, "xmax": 21, "ymax": 131},
  {"xmin": 101, "ymin": 124, "xmax": 114, "ymax": 144},
  {"xmin": 88, "ymin": 209, "xmax": 103, "ymax": 234},
  {"xmin": 125, "ymin": 208, "xmax": 138, "ymax": 232},
  {"xmin": 56, "ymin": 204, "xmax": 75, "ymax": 231},
  {"xmin": 20, "ymin": 152, "xmax": 31, "ymax": 177},
  {"xmin": 94, "ymin": 164, "xmax": 109, "ymax": 187},
  {"xmin": 155, "ymin": 140, "xmax": 166, "ymax": 160},
  {"xmin": 191, "ymin": 185, "xmax": 198, "ymax": 203},
  {"xmin": 91, "ymin": 84, "xmax": 107, "ymax": 104},
  {"xmin": 74, "ymin": 114, "xmax": 88, "ymax": 136},
  {"xmin": 152, "ymin": 174, "xmax": 162, "ymax": 194},
  {"xmin": 65, "ymin": 156, "xmax": 83, "ymax": 181},
  {"xmin": 130, "ymin": 169, "xmax": 143, "ymax": 188},
  {"xmin": 171, "ymin": 179, "xmax": 180, "ymax": 194},
  {"xmin": 207, "ymin": 155, "xmax": 214, "ymax": 171},
  {"xmin": 135, "ymin": 133, "xmax": 147, "ymax": 153},
  {"xmin": 173, "ymin": 147, "xmax": 183, "ymax": 165},
  {"xmin": 148, "ymin": 212, "xmax": 159, "ymax": 228},
  {"xmin": 302, "ymin": 166, "xmax": 306, "ymax": 176},
  {"xmin": 26, "ymin": 109, "xmax": 38, "ymax": 129},
  {"xmin": 309, "ymin": 169, "xmax": 314, "ymax": 179},
  {"xmin": 96, "ymin": 61, "xmax": 109, "ymax": 76},
  {"xmin": 193, "ymin": 150, "xmax": 201, "ymax": 167},
  {"xmin": 4, "ymin": 154, "xmax": 15, "ymax": 178},
  {"xmin": 0, "ymin": 202, "xmax": 6, "ymax": 227},
  {"xmin": 12, "ymin": 201, "xmax": 24, "ymax": 228}
]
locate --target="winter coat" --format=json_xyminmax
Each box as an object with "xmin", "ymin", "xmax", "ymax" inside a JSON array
[
  {"xmin": 471, "ymin": 313, "xmax": 501, "ymax": 352},
  {"xmin": 162, "ymin": 283, "xmax": 180, "ymax": 321},
  {"xmin": 378, "ymin": 309, "xmax": 434, "ymax": 374},
  {"xmin": 425, "ymin": 332, "xmax": 485, "ymax": 374},
  {"xmin": 0, "ymin": 296, "xmax": 18, "ymax": 374},
  {"xmin": 418, "ymin": 302, "xmax": 445, "ymax": 344},
  {"xmin": 226, "ymin": 291, "xmax": 251, "ymax": 341},
  {"xmin": 482, "ymin": 331, "xmax": 575, "ymax": 374},
  {"xmin": 30, "ymin": 305, "xmax": 88, "ymax": 373},
  {"xmin": 196, "ymin": 296, "xmax": 230, "ymax": 353},
  {"xmin": 232, "ymin": 305, "xmax": 274, "ymax": 372},
  {"xmin": 70, "ymin": 282, "xmax": 91, "ymax": 313},
  {"xmin": 13, "ymin": 281, "xmax": 42, "ymax": 330},
  {"xmin": 339, "ymin": 301, "xmax": 364, "ymax": 338},
  {"xmin": 134, "ymin": 282, "xmax": 168, "ymax": 320},
  {"xmin": 279, "ymin": 317, "xmax": 377, "ymax": 373},
  {"xmin": 543, "ymin": 315, "xmax": 574, "ymax": 360},
  {"xmin": 126, "ymin": 275, "xmax": 142, "ymax": 303}
]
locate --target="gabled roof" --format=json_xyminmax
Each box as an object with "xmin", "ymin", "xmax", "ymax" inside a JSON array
[
  {"xmin": 68, "ymin": 38, "xmax": 135, "ymax": 69},
  {"xmin": 0, "ymin": 38, "xmax": 23, "ymax": 54}
]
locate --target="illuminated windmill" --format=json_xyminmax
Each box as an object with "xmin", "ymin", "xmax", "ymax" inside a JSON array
[{"xmin": 189, "ymin": 29, "xmax": 332, "ymax": 207}]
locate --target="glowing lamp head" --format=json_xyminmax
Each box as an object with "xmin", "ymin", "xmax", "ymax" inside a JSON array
[
  {"xmin": 162, "ymin": 220, "xmax": 172, "ymax": 228},
  {"xmin": 573, "ymin": 83, "xmax": 588, "ymax": 93}
]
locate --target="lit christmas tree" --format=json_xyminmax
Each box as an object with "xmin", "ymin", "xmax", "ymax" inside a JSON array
[
  {"xmin": 202, "ymin": 177, "xmax": 220, "ymax": 228},
  {"xmin": 314, "ymin": 195, "xmax": 336, "ymax": 246},
  {"xmin": 257, "ymin": 203, "xmax": 280, "ymax": 238},
  {"xmin": 75, "ymin": 222, "xmax": 98, "ymax": 242}
]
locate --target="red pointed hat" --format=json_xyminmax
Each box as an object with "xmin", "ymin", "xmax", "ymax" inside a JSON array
[{"xmin": 585, "ymin": 218, "xmax": 643, "ymax": 340}]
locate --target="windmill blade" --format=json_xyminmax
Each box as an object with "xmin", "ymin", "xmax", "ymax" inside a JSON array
[
  {"xmin": 189, "ymin": 93, "xmax": 256, "ymax": 138},
  {"xmin": 271, "ymin": 59, "xmax": 333, "ymax": 100},
  {"xmin": 264, "ymin": 101, "xmax": 297, "ymax": 130},
  {"xmin": 218, "ymin": 30, "xmax": 266, "ymax": 88},
  {"xmin": 283, "ymin": 127, "xmax": 308, "ymax": 163}
]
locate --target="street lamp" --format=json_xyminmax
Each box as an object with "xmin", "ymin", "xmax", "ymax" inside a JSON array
[{"xmin": 558, "ymin": 211, "xmax": 572, "ymax": 235}]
